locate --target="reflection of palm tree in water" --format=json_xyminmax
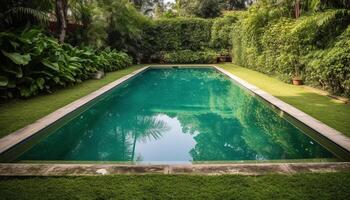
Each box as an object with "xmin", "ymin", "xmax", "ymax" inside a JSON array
[{"xmin": 129, "ymin": 115, "xmax": 170, "ymax": 161}]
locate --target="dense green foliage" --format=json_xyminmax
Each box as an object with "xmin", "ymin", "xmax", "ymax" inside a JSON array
[
  {"xmin": 210, "ymin": 13, "xmax": 238, "ymax": 50},
  {"xmin": 2, "ymin": 0, "xmax": 350, "ymax": 97},
  {"xmin": 1, "ymin": 173, "xmax": 350, "ymax": 200},
  {"xmin": 141, "ymin": 18, "xmax": 214, "ymax": 62},
  {"xmin": 67, "ymin": 0, "xmax": 150, "ymax": 58},
  {"xmin": 163, "ymin": 50, "xmax": 217, "ymax": 64},
  {"xmin": 231, "ymin": 2, "xmax": 350, "ymax": 96},
  {"xmin": 142, "ymin": 18, "xmax": 212, "ymax": 53},
  {"xmin": 103, "ymin": 0, "xmax": 150, "ymax": 58},
  {"xmin": 140, "ymin": 14, "xmax": 243, "ymax": 62},
  {"xmin": 0, "ymin": 29, "xmax": 132, "ymax": 99},
  {"xmin": 306, "ymin": 26, "xmax": 350, "ymax": 96},
  {"xmin": 174, "ymin": 0, "xmax": 253, "ymax": 18},
  {"xmin": 174, "ymin": 0, "xmax": 222, "ymax": 18},
  {"xmin": 0, "ymin": 0, "xmax": 52, "ymax": 31}
]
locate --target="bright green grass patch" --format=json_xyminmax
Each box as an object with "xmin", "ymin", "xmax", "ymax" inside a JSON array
[
  {"xmin": 217, "ymin": 63, "xmax": 350, "ymax": 137},
  {"xmin": 0, "ymin": 173, "xmax": 350, "ymax": 200},
  {"xmin": 0, "ymin": 65, "xmax": 145, "ymax": 138}
]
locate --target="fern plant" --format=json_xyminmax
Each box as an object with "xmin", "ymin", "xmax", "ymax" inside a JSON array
[{"xmin": 0, "ymin": 0, "xmax": 52, "ymax": 30}]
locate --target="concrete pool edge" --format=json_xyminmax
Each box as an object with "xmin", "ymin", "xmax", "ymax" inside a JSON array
[
  {"xmin": 213, "ymin": 66, "xmax": 350, "ymax": 153},
  {"xmin": 0, "ymin": 64, "xmax": 349, "ymax": 166},
  {"xmin": 0, "ymin": 162, "xmax": 349, "ymax": 176},
  {"xmin": 0, "ymin": 66, "xmax": 150, "ymax": 154}
]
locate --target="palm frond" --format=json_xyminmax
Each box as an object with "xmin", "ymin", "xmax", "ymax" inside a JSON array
[{"xmin": 10, "ymin": 7, "xmax": 49, "ymax": 22}]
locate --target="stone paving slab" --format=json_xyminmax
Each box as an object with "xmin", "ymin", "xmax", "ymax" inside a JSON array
[{"xmin": 0, "ymin": 163, "xmax": 349, "ymax": 176}]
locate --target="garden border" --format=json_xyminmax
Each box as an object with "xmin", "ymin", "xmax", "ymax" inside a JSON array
[{"xmin": 0, "ymin": 64, "xmax": 349, "ymax": 176}]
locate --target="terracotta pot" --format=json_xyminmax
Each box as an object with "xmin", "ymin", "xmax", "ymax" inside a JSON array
[
  {"xmin": 217, "ymin": 56, "xmax": 225, "ymax": 62},
  {"xmin": 292, "ymin": 79, "xmax": 303, "ymax": 85},
  {"xmin": 217, "ymin": 56, "xmax": 231, "ymax": 62}
]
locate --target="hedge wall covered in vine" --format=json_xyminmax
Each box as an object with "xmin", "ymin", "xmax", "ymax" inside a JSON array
[{"xmin": 231, "ymin": 7, "xmax": 350, "ymax": 96}]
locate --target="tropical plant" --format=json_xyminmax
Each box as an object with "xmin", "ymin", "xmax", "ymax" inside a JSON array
[
  {"xmin": 95, "ymin": 0, "xmax": 150, "ymax": 59},
  {"xmin": 0, "ymin": 28, "xmax": 132, "ymax": 99}
]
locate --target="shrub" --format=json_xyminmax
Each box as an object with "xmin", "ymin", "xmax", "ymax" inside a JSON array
[
  {"xmin": 162, "ymin": 50, "xmax": 217, "ymax": 64},
  {"xmin": 0, "ymin": 29, "xmax": 132, "ymax": 99},
  {"xmin": 94, "ymin": 49, "xmax": 132, "ymax": 72},
  {"xmin": 306, "ymin": 26, "xmax": 350, "ymax": 96}
]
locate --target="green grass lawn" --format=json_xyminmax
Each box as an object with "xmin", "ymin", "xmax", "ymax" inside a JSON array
[
  {"xmin": 218, "ymin": 63, "xmax": 350, "ymax": 136},
  {"xmin": 0, "ymin": 173, "xmax": 350, "ymax": 200}
]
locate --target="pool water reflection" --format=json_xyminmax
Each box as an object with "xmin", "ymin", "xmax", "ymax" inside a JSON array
[{"xmin": 17, "ymin": 68, "xmax": 334, "ymax": 163}]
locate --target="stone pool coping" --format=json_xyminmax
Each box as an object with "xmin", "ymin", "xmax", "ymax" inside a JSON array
[
  {"xmin": 0, "ymin": 162, "xmax": 349, "ymax": 176},
  {"xmin": 0, "ymin": 64, "xmax": 349, "ymax": 176}
]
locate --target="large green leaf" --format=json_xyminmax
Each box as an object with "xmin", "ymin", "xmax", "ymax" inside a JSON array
[
  {"xmin": 1, "ymin": 50, "xmax": 31, "ymax": 65},
  {"xmin": 36, "ymin": 78, "xmax": 45, "ymax": 90},
  {"xmin": 0, "ymin": 76, "xmax": 8, "ymax": 86},
  {"xmin": 42, "ymin": 60, "xmax": 60, "ymax": 71},
  {"xmin": 2, "ymin": 65, "xmax": 23, "ymax": 78},
  {"xmin": 6, "ymin": 80, "xmax": 16, "ymax": 88},
  {"xmin": 19, "ymin": 87, "xmax": 31, "ymax": 97},
  {"xmin": 29, "ymin": 70, "xmax": 53, "ymax": 77}
]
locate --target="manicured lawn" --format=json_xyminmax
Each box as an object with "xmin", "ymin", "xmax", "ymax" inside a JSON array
[
  {"xmin": 0, "ymin": 65, "xmax": 145, "ymax": 138},
  {"xmin": 0, "ymin": 173, "xmax": 350, "ymax": 200},
  {"xmin": 218, "ymin": 63, "xmax": 350, "ymax": 137}
]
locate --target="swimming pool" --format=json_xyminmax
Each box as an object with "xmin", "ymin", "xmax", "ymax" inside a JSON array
[{"xmin": 1, "ymin": 67, "xmax": 349, "ymax": 164}]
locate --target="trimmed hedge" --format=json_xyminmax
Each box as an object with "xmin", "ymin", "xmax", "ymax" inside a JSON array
[
  {"xmin": 0, "ymin": 29, "xmax": 132, "ymax": 99},
  {"xmin": 141, "ymin": 18, "xmax": 213, "ymax": 60},
  {"xmin": 162, "ymin": 50, "xmax": 217, "ymax": 64}
]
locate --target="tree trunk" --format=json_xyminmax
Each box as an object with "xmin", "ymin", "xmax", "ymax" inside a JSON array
[
  {"xmin": 55, "ymin": 0, "xmax": 67, "ymax": 43},
  {"xmin": 295, "ymin": 0, "xmax": 301, "ymax": 18}
]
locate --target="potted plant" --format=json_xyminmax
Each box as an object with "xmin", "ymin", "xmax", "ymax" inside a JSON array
[
  {"xmin": 292, "ymin": 61, "xmax": 303, "ymax": 85},
  {"xmin": 217, "ymin": 49, "xmax": 231, "ymax": 62},
  {"xmin": 292, "ymin": 75, "xmax": 303, "ymax": 85}
]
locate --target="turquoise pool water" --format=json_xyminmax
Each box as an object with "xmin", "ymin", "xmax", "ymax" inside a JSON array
[{"xmin": 16, "ymin": 68, "xmax": 334, "ymax": 163}]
